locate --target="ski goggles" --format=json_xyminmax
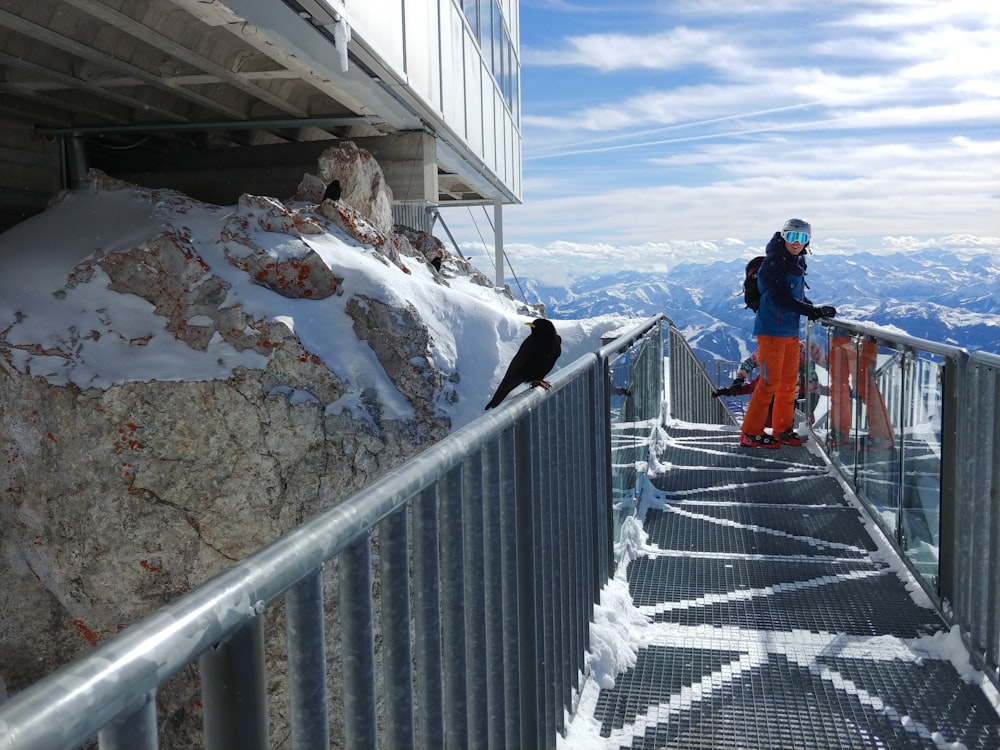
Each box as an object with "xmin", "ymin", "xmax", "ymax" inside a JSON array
[{"xmin": 782, "ymin": 230, "xmax": 810, "ymax": 244}]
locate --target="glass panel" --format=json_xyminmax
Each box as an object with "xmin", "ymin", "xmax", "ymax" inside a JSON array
[
  {"xmin": 462, "ymin": 0, "xmax": 479, "ymax": 35},
  {"xmin": 815, "ymin": 324, "xmax": 945, "ymax": 590},
  {"xmin": 463, "ymin": 30, "xmax": 483, "ymax": 152},
  {"xmin": 443, "ymin": 4, "xmax": 466, "ymax": 128},
  {"xmin": 478, "ymin": 0, "xmax": 493, "ymax": 63},
  {"xmin": 854, "ymin": 341, "xmax": 901, "ymax": 539},
  {"xmin": 898, "ymin": 352, "xmax": 944, "ymax": 585},
  {"xmin": 511, "ymin": 52, "xmax": 520, "ymax": 124},
  {"xmin": 609, "ymin": 348, "xmax": 638, "ymax": 548},
  {"xmin": 492, "ymin": 2, "xmax": 503, "ymax": 86},
  {"xmin": 608, "ymin": 324, "xmax": 664, "ymax": 561}
]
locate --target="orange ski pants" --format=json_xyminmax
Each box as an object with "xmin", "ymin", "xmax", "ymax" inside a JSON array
[{"xmin": 740, "ymin": 335, "xmax": 800, "ymax": 436}]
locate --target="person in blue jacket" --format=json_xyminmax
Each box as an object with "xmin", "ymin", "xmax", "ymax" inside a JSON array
[{"xmin": 740, "ymin": 218, "xmax": 837, "ymax": 448}]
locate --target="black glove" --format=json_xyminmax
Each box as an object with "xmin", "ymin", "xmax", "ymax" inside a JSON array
[
  {"xmin": 712, "ymin": 378, "xmax": 745, "ymax": 398},
  {"xmin": 807, "ymin": 305, "xmax": 837, "ymax": 320}
]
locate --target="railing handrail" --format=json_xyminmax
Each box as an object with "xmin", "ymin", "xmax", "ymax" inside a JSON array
[
  {"xmin": 819, "ymin": 316, "xmax": 970, "ymax": 360},
  {"xmin": 0, "ymin": 315, "xmax": 667, "ymax": 750},
  {"xmin": 970, "ymin": 349, "xmax": 1000, "ymax": 367}
]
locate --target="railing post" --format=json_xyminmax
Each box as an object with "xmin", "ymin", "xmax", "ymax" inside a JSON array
[
  {"xmin": 98, "ymin": 690, "xmax": 158, "ymax": 750},
  {"xmin": 516, "ymin": 413, "xmax": 541, "ymax": 750},
  {"xmin": 498, "ymin": 429, "xmax": 523, "ymax": 745},
  {"xmin": 463, "ymin": 456, "xmax": 489, "ymax": 750},
  {"xmin": 381, "ymin": 506, "xmax": 415, "ymax": 750},
  {"xmin": 413, "ymin": 485, "xmax": 445, "ymax": 749},
  {"xmin": 340, "ymin": 536, "xmax": 377, "ymax": 750},
  {"xmin": 439, "ymin": 467, "xmax": 469, "ymax": 749},
  {"xmin": 597, "ymin": 357, "xmax": 613, "ymax": 587},
  {"xmin": 938, "ymin": 353, "xmax": 965, "ymax": 604},
  {"xmin": 548, "ymin": 396, "xmax": 569, "ymax": 736},
  {"xmin": 286, "ymin": 570, "xmax": 329, "ymax": 750},
  {"xmin": 894, "ymin": 349, "xmax": 911, "ymax": 547},
  {"xmin": 482, "ymin": 440, "xmax": 509, "ymax": 748},
  {"xmin": 200, "ymin": 616, "xmax": 269, "ymax": 750},
  {"xmin": 537, "ymin": 404, "xmax": 558, "ymax": 748}
]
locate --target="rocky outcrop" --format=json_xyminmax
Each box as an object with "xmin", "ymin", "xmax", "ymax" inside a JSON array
[
  {"xmin": 0, "ymin": 141, "xmax": 496, "ymax": 745},
  {"xmin": 315, "ymin": 140, "xmax": 395, "ymax": 235}
]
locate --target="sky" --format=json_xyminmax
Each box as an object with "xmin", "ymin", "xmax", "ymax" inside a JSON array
[{"xmin": 438, "ymin": 0, "xmax": 1000, "ymax": 285}]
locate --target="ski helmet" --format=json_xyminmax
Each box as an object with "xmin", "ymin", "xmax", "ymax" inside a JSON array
[
  {"xmin": 781, "ymin": 218, "xmax": 811, "ymax": 247},
  {"xmin": 781, "ymin": 218, "xmax": 811, "ymax": 237}
]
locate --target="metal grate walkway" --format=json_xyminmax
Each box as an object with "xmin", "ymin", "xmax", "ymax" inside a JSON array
[{"xmin": 586, "ymin": 426, "xmax": 1000, "ymax": 749}]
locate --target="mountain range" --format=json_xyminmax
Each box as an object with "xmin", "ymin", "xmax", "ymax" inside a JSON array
[{"xmin": 519, "ymin": 248, "xmax": 1000, "ymax": 364}]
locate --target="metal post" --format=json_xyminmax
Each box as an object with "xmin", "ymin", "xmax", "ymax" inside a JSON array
[
  {"xmin": 98, "ymin": 690, "xmax": 158, "ymax": 750},
  {"xmin": 440, "ymin": 468, "xmax": 469, "ymax": 749},
  {"xmin": 413, "ymin": 485, "xmax": 445, "ymax": 750},
  {"xmin": 200, "ymin": 616, "xmax": 269, "ymax": 750},
  {"xmin": 516, "ymin": 415, "xmax": 541, "ymax": 750},
  {"xmin": 894, "ymin": 350, "xmax": 910, "ymax": 547},
  {"xmin": 499, "ymin": 429, "xmax": 523, "ymax": 745},
  {"xmin": 598, "ymin": 359, "xmax": 613, "ymax": 586},
  {"xmin": 286, "ymin": 570, "xmax": 329, "ymax": 750},
  {"xmin": 463, "ymin": 456, "xmax": 489, "ymax": 750},
  {"xmin": 482, "ymin": 441, "xmax": 508, "ymax": 748},
  {"xmin": 494, "ymin": 196, "xmax": 504, "ymax": 288},
  {"xmin": 63, "ymin": 134, "xmax": 89, "ymax": 189},
  {"xmin": 555, "ymin": 396, "xmax": 572, "ymax": 725},
  {"xmin": 429, "ymin": 209, "xmax": 468, "ymax": 259},
  {"xmin": 381, "ymin": 507, "xmax": 415, "ymax": 750},
  {"xmin": 938, "ymin": 353, "xmax": 965, "ymax": 603},
  {"xmin": 340, "ymin": 536, "xmax": 377, "ymax": 750},
  {"xmin": 537, "ymin": 409, "xmax": 557, "ymax": 749}
]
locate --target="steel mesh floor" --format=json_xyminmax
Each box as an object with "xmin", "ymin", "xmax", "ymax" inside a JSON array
[{"xmin": 584, "ymin": 426, "xmax": 1000, "ymax": 749}]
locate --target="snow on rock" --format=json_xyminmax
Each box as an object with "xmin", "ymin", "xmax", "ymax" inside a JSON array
[
  {"xmin": 0, "ymin": 142, "xmax": 640, "ymax": 746},
  {"xmin": 0, "ymin": 141, "xmax": 636, "ymax": 745}
]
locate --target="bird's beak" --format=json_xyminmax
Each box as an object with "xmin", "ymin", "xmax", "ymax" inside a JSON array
[{"xmin": 525, "ymin": 321, "xmax": 535, "ymax": 328}]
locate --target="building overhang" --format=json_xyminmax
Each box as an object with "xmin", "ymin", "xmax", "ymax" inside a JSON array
[{"xmin": 0, "ymin": 0, "xmax": 513, "ymax": 220}]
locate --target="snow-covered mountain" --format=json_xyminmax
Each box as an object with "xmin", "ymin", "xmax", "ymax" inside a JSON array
[{"xmin": 522, "ymin": 249, "xmax": 1000, "ymax": 363}]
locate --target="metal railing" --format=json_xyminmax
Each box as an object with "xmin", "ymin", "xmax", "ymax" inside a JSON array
[
  {"xmin": 667, "ymin": 324, "xmax": 737, "ymax": 426},
  {"xmin": 809, "ymin": 319, "xmax": 999, "ymax": 686},
  {"xmin": 0, "ymin": 317, "xmax": 666, "ymax": 750}
]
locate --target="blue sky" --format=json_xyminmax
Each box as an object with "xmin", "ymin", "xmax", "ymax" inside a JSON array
[{"xmin": 439, "ymin": 1, "xmax": 1000, "ymax": 281}]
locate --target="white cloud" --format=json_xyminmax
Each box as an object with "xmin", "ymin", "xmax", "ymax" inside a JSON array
[
  {"xmin": 470, "ymin": 2, "xmax": 1000, "ymax": 248},
  {"xmin": 523, "ymin": 27, "xmax": 734, "ymax": 71}
]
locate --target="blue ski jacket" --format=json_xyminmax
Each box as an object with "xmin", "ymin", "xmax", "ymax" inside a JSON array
[{"xmin": 753, "ymin": 232, "xmax": 817, "ymax": 338}]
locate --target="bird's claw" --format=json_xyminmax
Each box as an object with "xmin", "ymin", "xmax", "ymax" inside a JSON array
[{"xmin": 531, "ymin": 379, "xmax": 552, "ymax": 390}]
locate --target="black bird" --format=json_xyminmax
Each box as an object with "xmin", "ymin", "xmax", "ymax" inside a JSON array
[{"xmin": 485, "ymin": 318, "xmax": 561, "ymax": 410}]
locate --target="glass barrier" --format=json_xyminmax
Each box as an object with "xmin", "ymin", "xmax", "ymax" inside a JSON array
[
  {"xmin": 609, "ymin": 346, "xmax": 638, "ymax": 544},
  {"xmin": 897, "ymin": 351, "xmax": 944, "ymax": 583},
  {"xmin": 606, "ymin": 322, "xmax": 665, "ymax": 559},
  {"xmin": 810, "ymin": 326, "xmax": 944, "ymax": 588}
]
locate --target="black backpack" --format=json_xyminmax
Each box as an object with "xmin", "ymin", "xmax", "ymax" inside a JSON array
[{"xmin": 743, "ymin": 256, "xmax": 764, "ymax": 311}]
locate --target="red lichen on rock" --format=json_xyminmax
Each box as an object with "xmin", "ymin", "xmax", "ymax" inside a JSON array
[{"xmin": 71, "ymin": 619, "xmax": 102, "ymax": 647}]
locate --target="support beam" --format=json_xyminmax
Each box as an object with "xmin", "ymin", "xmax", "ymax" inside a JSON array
[{"xmin": 494, "ymin": 196, "xmax": 504, "ymax": 288}]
